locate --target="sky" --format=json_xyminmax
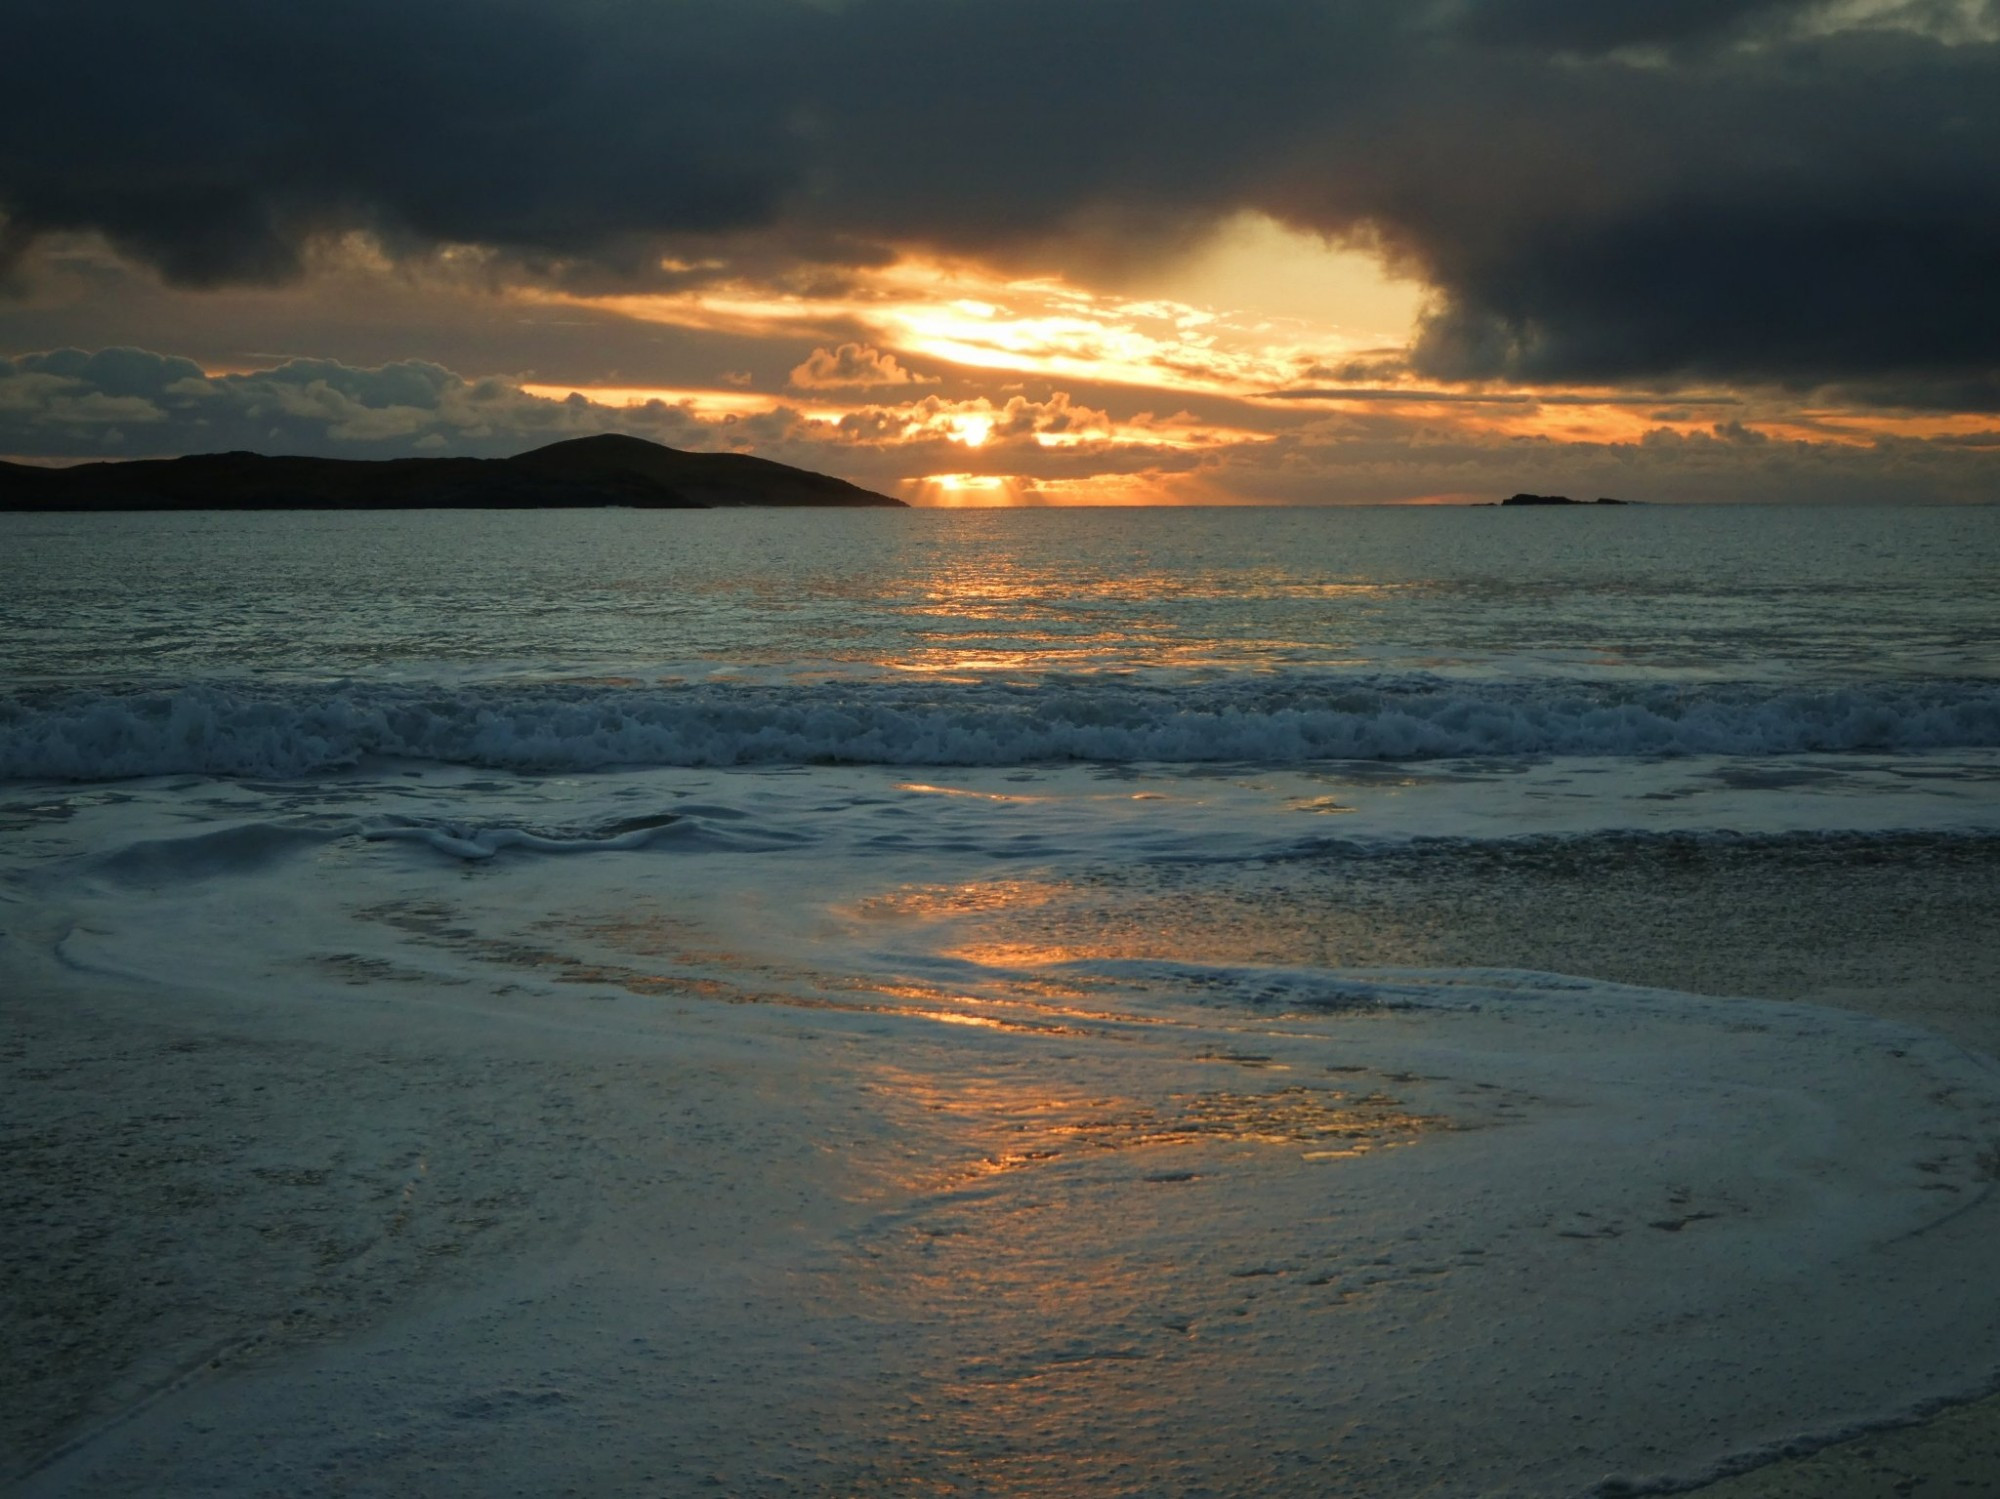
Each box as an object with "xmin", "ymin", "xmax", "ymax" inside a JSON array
[{"xmin": 3, "ymin": 0, "xmax": 1997, "ymax": 504}]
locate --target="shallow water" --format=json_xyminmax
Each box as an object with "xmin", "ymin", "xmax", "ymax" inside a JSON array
[{"xmin": 4, "ymin": 505, "xmax": 1999, "ymax": 1496}]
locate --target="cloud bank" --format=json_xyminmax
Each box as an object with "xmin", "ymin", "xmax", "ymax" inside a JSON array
[
  {"xmin": 6, "ymin": 347, "xmax": 1994, "ymax": 506},
  {"xmin": 3, "ymin": 0, "xmax": 1997, "ymax": 400},
  {"xmin": 0, "ymin": 348, "xmax": 703, "ymax": 461}
]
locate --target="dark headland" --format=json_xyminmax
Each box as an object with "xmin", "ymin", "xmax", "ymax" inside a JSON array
[{"xmin": 0, "ymin": 434, "xmax": 906, "ymax": 511}]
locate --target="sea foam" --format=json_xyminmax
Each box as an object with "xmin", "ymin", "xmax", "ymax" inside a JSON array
[{"xmin": 4, "ymin": 673, "xmax": 1998, "ymax": 780}]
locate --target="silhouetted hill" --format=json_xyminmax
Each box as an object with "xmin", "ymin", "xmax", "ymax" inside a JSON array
[{"xmin": 0, "ymin": 434, "xmax": 905, "ymax": 511}]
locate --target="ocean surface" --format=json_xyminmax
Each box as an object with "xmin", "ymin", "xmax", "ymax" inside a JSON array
[{"xmin": 6, "ymin": 503, "xmax": 2000, "ymax": 1497}]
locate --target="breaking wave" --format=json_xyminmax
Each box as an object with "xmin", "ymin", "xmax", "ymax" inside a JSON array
[{"xmin": 4, "ymin": 674, "xmax": 1999, "ymax": 781}]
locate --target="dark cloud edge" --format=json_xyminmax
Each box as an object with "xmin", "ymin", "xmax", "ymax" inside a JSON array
[{"xmin": 3, "ymin": 1, "xmax": 1999, "ymax": 394}]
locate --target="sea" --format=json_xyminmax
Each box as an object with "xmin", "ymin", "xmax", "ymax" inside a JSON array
[{"xmin": 4, "ymin": 502, "xmax": 2000, "ymax": 1497}]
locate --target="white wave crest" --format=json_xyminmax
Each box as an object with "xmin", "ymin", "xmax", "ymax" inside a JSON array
[{"xmin": 4, "ymin": 675, "xmax": 1998, "ymax": 781}]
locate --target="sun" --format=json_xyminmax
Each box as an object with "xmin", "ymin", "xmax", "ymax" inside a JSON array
[{"xmin": 950, "ymin": 414, "xmax": 995, "ymax": 448}]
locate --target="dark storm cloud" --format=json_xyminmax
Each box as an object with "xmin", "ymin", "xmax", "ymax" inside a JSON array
[
  {"xmin": 1450, "ymin": 0, "xmax": 1793, "ymax": 50},
  {"xmin": 0, "ymin": 0, "xmax": 802, "ymax": 286},
  {"xmin": 4, "ymin": 1, "xmax": 1998, "ymax": 392},
  {"xmin": 1815, "ymin": 372, "xmax": 2000, "ymax": 411}
]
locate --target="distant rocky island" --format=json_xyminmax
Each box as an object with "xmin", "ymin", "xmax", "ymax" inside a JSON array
[
  {"xmin": 0, "ymin": 434, "xmax": 906, "ymax": 511},
  {"xmin": 1491, "ymin": 493, "xmax": 1631, "ymax": 506}
]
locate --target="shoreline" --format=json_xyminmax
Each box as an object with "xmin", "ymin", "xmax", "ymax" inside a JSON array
[
  {"xmin": 6, "ymin": 793, "xmax": 1999, "ymax": 1495},
  {"xmin": 1689, "ymin": 1392, "xmax": 2000, "ymax": 1497}
]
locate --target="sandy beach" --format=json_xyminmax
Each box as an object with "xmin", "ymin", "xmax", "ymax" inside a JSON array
[{"xmin": 8, "ymin": 805, "xmax": 1997, "ymax": 1497}]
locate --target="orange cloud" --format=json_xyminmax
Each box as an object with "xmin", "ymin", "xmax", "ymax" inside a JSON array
[
  {"xmin": 789, "ymin": 342, "xmax": 939, "ymax": 389},
  {"xmin": 478, "ymin": 244, "xmax": 2000, "ymax": 505},
  {"xmin": 828, "ymin": 392, "xmax": 1109, "ymax": 449},
  {"xmin": 815, "ymin": 390, "xmax": 1263, "ymax": 454},
  {"xmin": 539, "ymin": 255, "xmax": 1394, "ymax": 402}
]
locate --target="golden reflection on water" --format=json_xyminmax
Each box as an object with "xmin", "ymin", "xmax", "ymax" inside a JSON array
[
  {"xmin": 895, "ymin": 782, "xmax": 1050, "ymax": 803},
  {"xmin": 351, "ymin": 890, "xmax": 1174, "ymax": 1039},
  {"xmin": 851, "ymin": 873, "xmax": 1240, "ymax": 977},
  {"xmin": 351, "ymin": 852, "xmax": 1456, "ymax": 1044},
  {"xmin": 846, "ymin": 1053, "xmax": 1457, "ymax": 1487},
  {"xmin": 853, "ymin": 552, "xmax": 1406, "ymax": 677},
  {"xmin": 885, "ymin": 648, "xmax": 1071, "ymax": 675},
  {"xmin": 854, "ymin": 877, "xmax": 1066, "ymax": 922},
  {"xmin": 917, "ymin": 572, "xmax": 1405, "ymax": 608},
  {"xmin": 873, "ymin": 1064, "xmax": 1443, "ymax": 1192},
  {"xmin": 944, "ymin": 940, "xmax": 1117, "ymax": 969},
  {"xmin": 351, "ymin": 887, "xmax": 1483, "ymax": 1488},
  {"xmin": 852, "ymin": 875, "xmax": 1168, "ymax": 972},
  {"xmin": 868, "ymin": 980, "xmax": 1158, "ymax": 1032},
  {"xmin": 879, "ymin": 639, "xmax": 1368, "ymax": 677}
]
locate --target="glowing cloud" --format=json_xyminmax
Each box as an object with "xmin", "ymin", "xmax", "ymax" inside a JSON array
[
  {"xmin": 789, "ymin": 343, "xmax": 939, "ymax": 390},
  {"xmin": 553, "ymin": 255, "xmax": 1405, "ymax": 402}
]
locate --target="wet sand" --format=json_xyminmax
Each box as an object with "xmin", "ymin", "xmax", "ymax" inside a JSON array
[
  {"xmin": 1255, "ymin": 838, "xmax": 2000, "ymax": 1499},
  {"xmin": 6, "ymin": 834, "xmax": 1998, "ymax": 1495},
  {"xmin": 857, "ymin": 831, "xmax": 2000, "ymax": 1498},
  {"xmin": 1693, "ymin": 1395, "xmax": 2000, "ymax": 1498}
]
